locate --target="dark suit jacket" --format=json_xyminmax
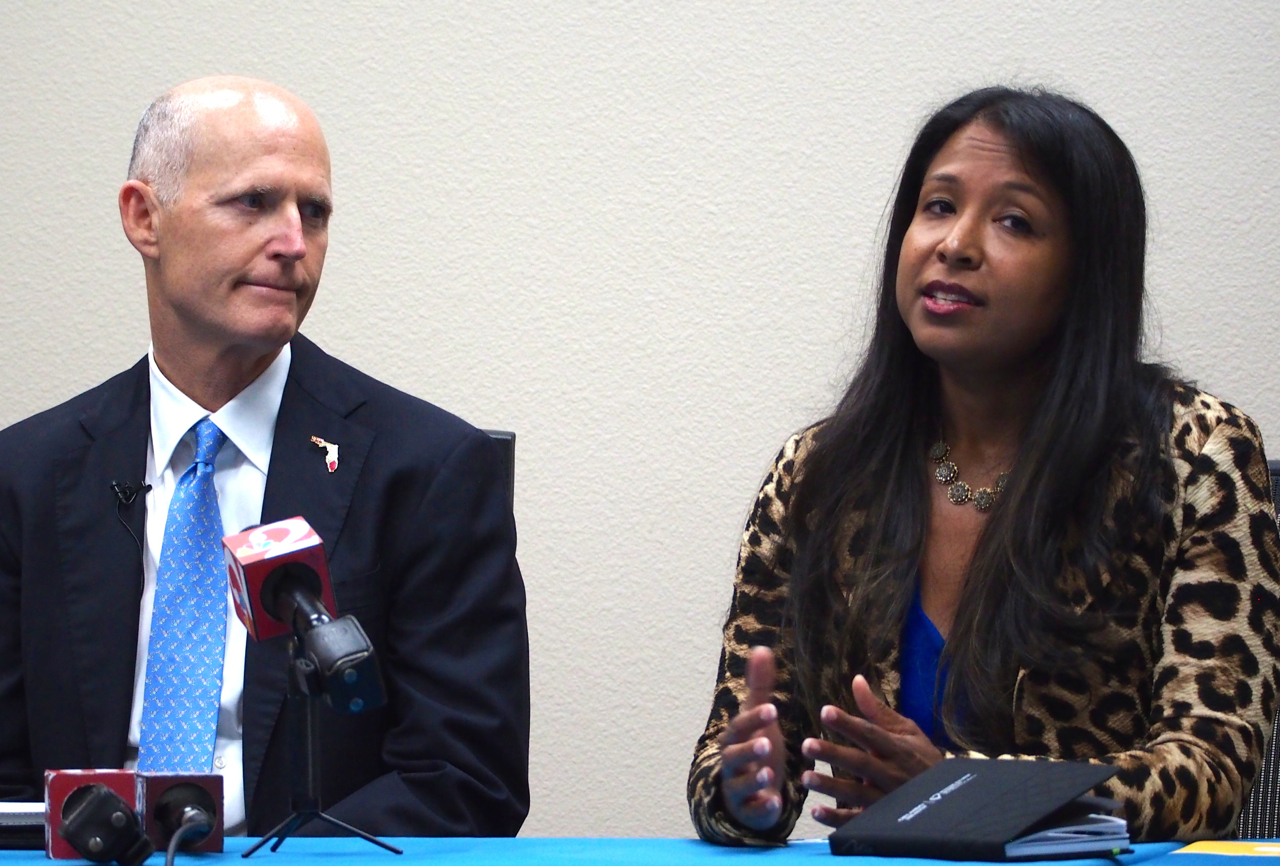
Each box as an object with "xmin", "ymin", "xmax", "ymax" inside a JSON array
[{"xmin": 0, "ymin": 334, "xmax": 530, "ymax": 836}]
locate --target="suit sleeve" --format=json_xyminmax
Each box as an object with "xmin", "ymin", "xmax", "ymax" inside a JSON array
[
  {"xmin": 318, "ymin": 427, "xmax": 530, "ymax": 835},
  {"xmin": 0, "ymin": 473, "xmax": 37, "ymax": 801}
]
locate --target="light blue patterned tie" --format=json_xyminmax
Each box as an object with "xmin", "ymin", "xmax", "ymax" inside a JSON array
[{"xmin": 138, "ymin": 418, "xmax": 228, "ymax": 772}]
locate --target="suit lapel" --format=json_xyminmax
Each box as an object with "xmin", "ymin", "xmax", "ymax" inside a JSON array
[
  {"xmin": 53, "ymin": 359, "xmax": 150, "ymax": 767},
  {"xmin": 242, "ymin": 335, "xmax": 374, "ymax": 813}
]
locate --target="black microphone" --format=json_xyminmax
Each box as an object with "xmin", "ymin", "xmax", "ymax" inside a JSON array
[
  {"xmin": 264, "ymin": 562, "xmax": 385, "ymax": 714},
  {"xmin": 110, "ymin": 481, "xmax": 152, "ymax": 506},
  {"xmin": 111, "ymin": 481, "xmax": 152, "ymax": 559}
]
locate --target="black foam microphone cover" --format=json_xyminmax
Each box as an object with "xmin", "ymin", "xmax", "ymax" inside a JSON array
[
  {"xmin": 58, "ymin": 783, "xmax": 154, "ymax": 866},
  {"xmin": 152, "ymin": 782, "xmax": 217, "ymax": 848}
]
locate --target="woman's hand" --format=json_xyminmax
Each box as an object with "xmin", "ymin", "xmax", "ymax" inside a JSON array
[
  {"xmin": 800, "ymin": 674, "xmax": 945, "ymax": 827},
  {"xmin": 717, "ymin": 646, "xmax": 788, "ymax": 830}
]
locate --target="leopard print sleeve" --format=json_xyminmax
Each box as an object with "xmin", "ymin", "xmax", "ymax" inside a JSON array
[
  {"xmin": 687, "ymin": 431, "xmax": 816, "ymax": 845},
  {"xmin": 1090, "ymin": 396, "xmax": 1280, "ymax": 840},
  {"xmin": 963, "ymin": 396, "xmax": 1280, "ymax": 840}
]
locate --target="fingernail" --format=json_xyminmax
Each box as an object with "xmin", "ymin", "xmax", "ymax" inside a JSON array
[
  {"xmin": 753, "ymin": 738, "xmax": 770, "ymax": 757},
  {"xmin": 756, "ymin": 768, "xmax": 769, "ymax": 785},
  {"xmin": 760, "ymin": 703, "xmax": 777, "ymax": 722},
  {"xmin": 801, "ymin": 737, "xmax": 816, "ymax": 756},
  {"xmin": 767, "ymin": 796, "xmax": 780, "ymax": 813},
  {"xmin": 821, "ymin": 705, "xmax": 836, "ymax": 723}
]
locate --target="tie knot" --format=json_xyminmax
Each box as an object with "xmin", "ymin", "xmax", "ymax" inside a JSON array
[{"xmin": 192, "ymin": 418, "xmax": 227, "ymax": 467}]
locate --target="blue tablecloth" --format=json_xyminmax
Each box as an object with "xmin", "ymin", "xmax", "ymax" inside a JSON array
[{"xmin": 1, "ymin": 837, "xmax": 1186, "ymax": 864}]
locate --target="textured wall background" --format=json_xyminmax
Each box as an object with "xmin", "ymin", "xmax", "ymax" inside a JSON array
[{"xmin": 2, "ymin": 0, "xmax": 1277, "ymax": 840}]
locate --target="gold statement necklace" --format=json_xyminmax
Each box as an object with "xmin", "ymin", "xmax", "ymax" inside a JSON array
[{"xmin": 928, "ymin": 441, "xmax": 1010, "ymax": 512}]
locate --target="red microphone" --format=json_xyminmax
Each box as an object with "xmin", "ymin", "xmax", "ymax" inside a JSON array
[
  {"xmin": 44, "ymin": 769, "xmax": 151, "ymax": 863},
  {"xmin": 223, "ymin": 516, "xmax": 337, "ymax": 641},
  {"xmin": 223, "ymin": 517, "xmax": 385, "ymax": 714}
]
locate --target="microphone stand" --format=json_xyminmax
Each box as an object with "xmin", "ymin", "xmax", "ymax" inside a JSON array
[{"xmin": 241, "ymin": 638, "xmax": 401, "ymax": 857}]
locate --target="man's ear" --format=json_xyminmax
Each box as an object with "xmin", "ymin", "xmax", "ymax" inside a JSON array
[{"xmin": 119, "ymin": 180, "xmax": 164, "ymax": 259}]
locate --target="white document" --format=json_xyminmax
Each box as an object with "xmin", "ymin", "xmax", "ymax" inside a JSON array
[
  {"xmin": 0, "ymin": 803, "xmax": 44, "ymax": 826},
  {"xmin": 1005, "ymin": 813, "xmax": 1130, "ymax": 858}
]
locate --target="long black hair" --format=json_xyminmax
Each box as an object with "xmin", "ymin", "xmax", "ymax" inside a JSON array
[{"xmin": 784, "ymin": 86, "xmax": 1175, "ymax": 753}]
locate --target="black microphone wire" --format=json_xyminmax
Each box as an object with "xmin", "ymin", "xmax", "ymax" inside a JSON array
[
  {"xmin": 164, "ymin": 808, "xmax": 213, "ymax": 866},
  {"xmin": 112, "ymin": 480, "xmax": 151, "ymax": 557}
]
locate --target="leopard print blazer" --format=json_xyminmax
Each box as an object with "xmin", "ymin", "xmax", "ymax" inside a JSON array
[{"xmin": 688, "ymin": 386, "xmax": 1280, "ymax": 845}]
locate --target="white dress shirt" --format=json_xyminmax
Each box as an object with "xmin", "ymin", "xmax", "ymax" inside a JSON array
[{"xmin": 125, "ymin": 344, "xmax": 291, "ymax": 836}]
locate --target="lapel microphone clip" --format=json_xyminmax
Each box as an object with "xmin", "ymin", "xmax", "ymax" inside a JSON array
[
  {"xmin": 111, "ymin": 480, "xmax": 151, "ymax": 506},
  {"xmin": 111, "ymin": 481, "xmax": 153, "ymax": 561}
]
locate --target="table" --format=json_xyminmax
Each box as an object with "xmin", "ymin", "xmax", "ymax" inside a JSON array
[
  {"xmin": 0, "ymin": 837, "xmax": 1186, "ymax": 864},
  {"xmin": 1159, "ymin": 841, "xmax": 1280, "ymax": 866}
]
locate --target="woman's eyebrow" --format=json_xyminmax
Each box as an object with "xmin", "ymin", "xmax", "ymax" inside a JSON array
[
  {"xmin": 999, "ymin": 179, "xmax": 1048, "ymax": 202},
  {"xmin": 926, "ymin": 172, "xmax": 1050, "ymax": 205}
]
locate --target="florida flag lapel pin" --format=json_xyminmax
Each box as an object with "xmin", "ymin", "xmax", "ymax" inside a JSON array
[{"xmin": 310, "ymin": 436, "xmax": 339, "ymax": 473}]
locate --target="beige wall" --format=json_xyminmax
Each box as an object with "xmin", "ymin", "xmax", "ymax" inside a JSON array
[{"xmin": 2, "ymin": 0, "xmax": 1277, "ymax": 839}]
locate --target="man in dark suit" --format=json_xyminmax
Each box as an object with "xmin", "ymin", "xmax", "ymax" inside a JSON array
[{"xmin": 0, "ymin": 76, "xmax": 529, "ymax": 837}]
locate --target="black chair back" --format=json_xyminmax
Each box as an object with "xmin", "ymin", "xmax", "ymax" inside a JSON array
[
  {"xmin": 484, "ymin": 430, "xmax": 516, "ymax": 506},
  {"xmin": 1237, "ymin": 459, "xmax": 1280, "ymax": 838}
]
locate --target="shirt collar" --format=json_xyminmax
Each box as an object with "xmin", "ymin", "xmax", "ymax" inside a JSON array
[{"xmin": 148, "ymin": 343, "xmax": 292, "ymax": 475}]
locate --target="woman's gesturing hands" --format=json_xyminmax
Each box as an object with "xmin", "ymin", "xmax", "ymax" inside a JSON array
[
  {"xmin": 800, "ymin": 674, "xmax": 945, "ymax": 828},
  {"xmin": 717, "ymin": 647, "xmax": 788, "ymax": 830},
  {"xmin": 719, "ymin": 657, "xmax": 945, "ymax": 832}
]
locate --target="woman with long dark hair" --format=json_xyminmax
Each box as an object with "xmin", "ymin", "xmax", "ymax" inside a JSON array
[{"xmin": 688, "ymin": 86, "xmax": 1280, "ymax": 844}]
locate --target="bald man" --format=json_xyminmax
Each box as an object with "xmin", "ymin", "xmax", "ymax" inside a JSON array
[{"xmin": 0, "ymin": 77, "xmax": 529, "ymax": 837}]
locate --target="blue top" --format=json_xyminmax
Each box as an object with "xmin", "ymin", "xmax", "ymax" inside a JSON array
[{"xmin": 899, "ymin": 589, "xmax": 952, "ymax": 749}]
